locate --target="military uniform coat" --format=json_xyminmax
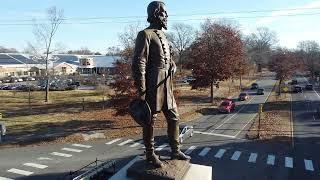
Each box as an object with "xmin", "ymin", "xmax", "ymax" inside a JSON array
[{"xmin": 132, "ymin": 28, "xmax": 177, "ymax": 113}]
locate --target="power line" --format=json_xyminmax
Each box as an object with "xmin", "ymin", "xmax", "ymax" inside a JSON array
[
  {"xmin": 0, "ymin": 6, "xmax": 320, "ymax": 23},
  {"xmin": 0, "ymin": 12, "xmax": 319, "ymax": 26}
]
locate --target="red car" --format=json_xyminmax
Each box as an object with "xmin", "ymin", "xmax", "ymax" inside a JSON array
[
  {"xmin": 238, "ymin": 92, "xmax": 249, "ymax": 101},
  {"xmin": 218, "ymin": 99, "xmax": 236, "ymax": 113}
]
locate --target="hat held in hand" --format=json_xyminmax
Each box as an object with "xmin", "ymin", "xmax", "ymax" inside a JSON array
[{"xmin": 128, "ymin": 99, "xmax": 151, "ymax": 126}]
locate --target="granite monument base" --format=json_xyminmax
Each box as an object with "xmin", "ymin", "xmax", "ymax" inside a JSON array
[{"xmin": 127, "ymin": 156, "xmax": 190, "ymax": 180}]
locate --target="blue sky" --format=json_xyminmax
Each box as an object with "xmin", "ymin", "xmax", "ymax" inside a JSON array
[{"xmin": 0, "ymin": 0, "xmax": 320, "ymax": 53}]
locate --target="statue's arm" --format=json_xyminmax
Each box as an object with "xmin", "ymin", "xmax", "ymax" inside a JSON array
[{"xmin": 132, "ymin": 31, "xmax": 149, "ymax": 99}]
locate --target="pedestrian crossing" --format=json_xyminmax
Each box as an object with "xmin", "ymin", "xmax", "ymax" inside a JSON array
[
  {"xmin": 4, "ymin": 143, "xmax": 93, "ymax": 179},
  {"xmin": 2, "ymin": 138, "xmax": 320, "ymax": 180},
  {"xmin": 105, "ymin": 138, "xmax": 318, "ymax": 173}
]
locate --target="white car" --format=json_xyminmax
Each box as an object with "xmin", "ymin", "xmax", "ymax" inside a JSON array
[
  {"xmin": 179, "ymin": 125, "xmax": 194, "ymax": 143},
  {"xmin": 0, "ymin": 122, "xmax": 6, "ymax": 136}
]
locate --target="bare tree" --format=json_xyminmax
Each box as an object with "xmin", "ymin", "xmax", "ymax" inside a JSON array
[
  {"xmin": 297, "ymin": 40, "xmax": 320, "ymax": 78},
  {"xmin": 167, "ymin": 23, "xmax": 195, "ymax": 71},
  {"xmin": 29, "ymin": 6, "xmax": 64, "ymax": 102},
  {"xmin": 245, "ymin": 27, "xmax": 278, "ymax": 71}
]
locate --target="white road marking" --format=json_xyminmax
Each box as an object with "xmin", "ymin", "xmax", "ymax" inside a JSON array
[
  {"xmin": 267, "ymin": 155, "xmax": 275, "ymax": 165},
  {"xmin": 37, "ymin": 157, "xmax": 53, "ymax": 160},
  {"xmin": 231, "ymin": 151, "xmax": 242, "ymax": 160},
  {"xmin": 129, "ymin": 140, "xmax": 143, "ymax": 147},
  {"xmin": 198, "ymin": 147, "xmax": 211, "ymax": 157},
  {"xmin": 214, "ymin": 149, "xmax": 226, "ymax": 158},
  {"xmin": 234, "ymin": 82, "xmax": 274, "ymax": 138},
  {"xmin": 62, "ymin": 147, "xmax": 83, "ymax": 153},
  {"xmin": 72, "ymin": 144, "xmax": 92, "ymax": 148},
  {"xmin": 106, "ymin": 138, "xmax": 122, "ymax": 145},
  {"xmin": 248, "ymin": 153, "xmax": 258, "ymax": 163},
  {"xmin": 7, "ymin": 168, "xmax": 33, "ymax": 176},
  {"xmin": 211, "ymin": 98, "xmax": 255, "ymax": 133},
  {"xmin": 118, "ymin": 139, "xmax": 133, "ymax": 146},
  {"xmin": 290, "ymin": 94, "xmax": 294, "ymax": 148},
  {"xmin": 50, "ymin": 152, "xmax": 72, "ymax": 157},
  {"xmin": 233, "ymin": 114, "xmax": 256, "ymax": 138},
  {"xmin": 304, "ymin": 159, "xmax": 314, "ymax": 171},
  {"xmin": 155, "ymin": 144, "xmax": 168, "ymax": 151},
  {"xmin": 0, "ymin": 177, "xmax": 14, "ymax": 180},
  {"xmin": 184, "ymin": 146, "xmax": 197, "ymax": 155},
  {"xmin": 313, "ymin": 115, "xmax": 316, "ymax": 121},
  {"xmin": 23, "ymin": 162, "xmax": 48, "ymax": 169},
  {"xmin": 194, "ymin": 131, "xmax": 236, "ymax": 139},
  {"xmin": 285, "ymin": 157, "xmax": 293, "ymax": 168}
]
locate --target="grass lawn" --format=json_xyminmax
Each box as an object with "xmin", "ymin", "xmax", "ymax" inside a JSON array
[{"xmin": 0, "ymin": 72, "xmax": 259, "ymax": 147}]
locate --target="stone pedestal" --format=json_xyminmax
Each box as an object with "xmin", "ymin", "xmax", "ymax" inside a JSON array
[
  {"xmin": 127, "ymin": 157, "xmax": 190, "ymax": 180},
  {"xmin": 109, "ymin": 156, "xmax": 212, "ymax": 180}
]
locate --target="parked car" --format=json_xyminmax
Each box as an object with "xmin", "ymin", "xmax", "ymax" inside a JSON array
[
  {"xmin": 0, "ymin": 122, "xmax": 6, "ymax": 136},
  {"xmin": 251, "ymin": 83, "xmax": 259, "ymax": 90},
  {"xmin": 218, "ymin": 99, "xmax": 236, "ymax": 113},
  {"xmin": 27, "ymin": 77, "xmax": 36, "ymax": 81},
  {"xmin": 291, "ymin": 79, "xmax": 298, "ymax": 85},
  {"xmin": 238, "ymin": 92, "xmax": 249, "ymax": 101},
  {"xmin": 179, "ymin": 125, "xmax": 194, "ymax": 143},
  {"xmin": 17, "ymin": 78, "xmax": 23, "ymax": 82},
  {"xmin": 305, "ymin": 84, "xmax": 313, "ymax": 90},
  {"xmin": 257, "ymin": 88, "xmax": 265, "ymax": 95},
  {"xmin": 293, "ymin": 85, "xmax": 303, "ymax": 93}
]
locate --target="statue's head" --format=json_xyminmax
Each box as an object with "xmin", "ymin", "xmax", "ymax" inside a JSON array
[{"xmin": 147, "ymin": 1, "xmax": 168, "ymax": 30}]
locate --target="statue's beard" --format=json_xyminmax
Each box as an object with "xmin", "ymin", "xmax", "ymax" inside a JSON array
[{"xmin": 156, "ymin": 17, "xmax": 167, "ymax": 30}]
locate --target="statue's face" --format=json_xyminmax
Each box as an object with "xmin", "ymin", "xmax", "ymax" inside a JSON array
[{"xmin": 156, "ymin": 3, "xmax": 168, "ymax": 30}]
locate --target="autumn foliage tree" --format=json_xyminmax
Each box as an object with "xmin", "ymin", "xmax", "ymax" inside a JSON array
[
  {"xmin": 269, "ymin": 49, "xmax": 297, "ymax": 95},
  {"xmin": 189, "ymin": 20, "xmax": 245, "ymax": 102},
  {"xmin": 109, "ymin": 24, "xmax": 141, "ymax": 114}
]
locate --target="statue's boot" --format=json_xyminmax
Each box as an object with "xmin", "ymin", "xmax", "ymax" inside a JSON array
[
  {"xmin": 167, "ymin": 118, "xmax": 191, "ymax": 160},
  {"xmin": 146, "ymin": 151, "xmax": 163, "ymax": 168},
  {"xmin": 143, "ymin": 114, "xmax": 164, "ymax": 168}
]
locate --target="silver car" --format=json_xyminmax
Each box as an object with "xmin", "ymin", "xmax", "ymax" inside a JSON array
[
  {"xmin": 0, "ymin": 122, "xmax": 6, "ymax": 136},
  {"xmin": 179, "ymin": 125, "xmax": 194, "ymax": 143}
]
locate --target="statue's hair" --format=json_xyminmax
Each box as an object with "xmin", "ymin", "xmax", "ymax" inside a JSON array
[{"xmin": 147, "ymin": 1, "xmax": 165, "ymax": 23}]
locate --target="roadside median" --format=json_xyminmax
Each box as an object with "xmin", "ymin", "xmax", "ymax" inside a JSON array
[{"xmin": 246, "ymin": 81, "xmax": 292, "ymax": 144}]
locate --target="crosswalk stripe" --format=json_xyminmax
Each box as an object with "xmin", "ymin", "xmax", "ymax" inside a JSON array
[
  {"xmin": 184, "ymin": 146, "xmax": 197, "ymax": 155},
  {"xmin": 8, "ymin": 168, "xmax": 33, "ymax": 176},
  {"xmin": 23, "ymin": 163, "xmax": 48, "ymax": 169},
  {"xmin": 129, "ymin": 140, "xmax": 143, "ymax": 147},
  {"xmin": 62, "ymin": 147, "xmax": 83, "ymax": 153},
  {"xmin": 231, "ymin": 151, "xmax": 242, "ymax": 160},
  {"xmin": 72, "ymin": 144, "xmax": 92, "ymax": 148},
  {"xmin": 155, "ymin": 144, "xmax": 168, "ymax": 151},
  {"xmin": 106, "ymin": 138, "xmax": 122, "ymax": 145},
  {"xmin": 118, "ymin": 139, "xmax": 134, "ymax": 146},
  {"xmin": 285, "ymin": 157, "xmax": 293, "ymax": 168},
  {"xmin": 198, "ymin": 147, "xmax": 211, "ymax": 157},
  {"xmin": 248, "ymin": 153, "xmax": 258, "ymax": 163},
  {"xmin": 0, "ymin": 177, "xmax": 14, "ymax": 180},
  {"xmin": 37, "ymin": 157, "xmax": 53, "ymax": 160},
  {"xmin": 50, "ymin": 152, "xmax": 72, "ymax": 157},
  {"xmin": 214, "ymin": 149, "xmax": 226, "ymax": 158},
  {"xmin": 267, "ymin": 155, "xmax": 275, "ymax": 165},
  {"xmin": 304, "ymin": 159, "xmax": 314, "ymax": 171}
]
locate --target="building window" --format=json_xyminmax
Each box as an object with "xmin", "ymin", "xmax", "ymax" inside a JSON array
[
  {"xmin": 62, "ymin": 67, "xmax": 67, "ymax": 74},
  {"xmin": 24, "ymin": 71, "xmax": 29, "ymax": 75},
  {"xmin": 10, "ymin": 72, "xmax": 15, "ymax": 76},
  {"xmin": 17, "ymin": 71, "xmax": 22, "ymax": 76}
]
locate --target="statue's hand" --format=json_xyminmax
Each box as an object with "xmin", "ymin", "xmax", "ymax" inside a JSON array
[{"xmin": 139, "ymin": 94, "xmax": 146, "ymax": 101}]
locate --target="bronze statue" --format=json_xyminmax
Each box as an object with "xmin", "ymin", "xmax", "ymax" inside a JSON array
[{"xmin": 132, "ymin": 1, "xmax": 191, "ymax": 168}]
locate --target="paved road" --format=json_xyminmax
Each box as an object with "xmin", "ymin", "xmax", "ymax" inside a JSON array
[
  {"xmin": 289, "ymin": 76, "xmax": 320, "ymax": 180},
  {"xmin": 2, "ymin": 74, "xmax": 318, "ymax": 180}
]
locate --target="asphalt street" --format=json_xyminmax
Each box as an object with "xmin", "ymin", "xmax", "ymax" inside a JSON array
[
  {"xmin": 1, "ymin": 73, "xmax": 319, "ymax": 180},
  {"xmin": 288, "ymin": 76, "xmax": 320, "ymax": 180}
]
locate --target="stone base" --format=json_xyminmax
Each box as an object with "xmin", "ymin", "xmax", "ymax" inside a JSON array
[{"xmin": 127, "ymin": 157, "xmax": 190, "ymax": 180}]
